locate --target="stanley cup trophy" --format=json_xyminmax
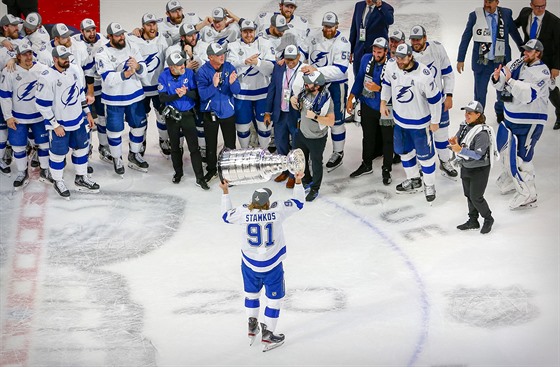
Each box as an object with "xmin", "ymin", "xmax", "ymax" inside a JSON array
[{"xmin": 218, "ymin": 148, "xmax": 306, "ymax": 185}]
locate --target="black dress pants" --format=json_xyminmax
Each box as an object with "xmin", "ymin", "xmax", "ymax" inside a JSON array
[
  {"xmin": 295, "ymin": 131, "xmax": 327, "ymax": 191},
  {"xmin": 461, "ymin": 165, "xmax": 492, "ymax": 220},
  {"xmin": 361, "ymin": 102, "xmax": 394, "ymax": 170},
  {"xmin": 202, "ymin": 113, "xmax": 236, "ymax": 174},
  {"xmin": 166, "ymin": 110, "xmax": 203, "ymax": 179}
]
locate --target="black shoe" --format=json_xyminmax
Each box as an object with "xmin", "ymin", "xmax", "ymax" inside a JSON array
[
  {"xmin": 480, "ymin": 217, "xmax": 494, "ymax": 234},
  {"xmin": 382, "ymin": 168, "xmax": 392, "ymax": 185},
  {"xmin": 204, "ymin": 171, "xmax": 217, "ymax": 183},
  {"xmin": 554, "ymin": 121, "xmax": 560, "ymax": 130},
  {"xmin": 457, "ymin": 218, "xmax": 480, "ymax": 231},
  {"xmin": 306, "ymin": 188, "xmax": 319, "ymax": 202},
  {"xmin": 392, "ymin": 154, "xmax": 401, "ymax": 165},
  {"xmin": 87, "ymin": 165, "xmax": 94, "ymax": 174},
  {"xmin": 172, "ymin": 173, "xmax": 182, "ymax": 184},
  {"xmin": 196, "ymin": 177, "xmax": 210, "ymax": 190},
  {"xmin": 349, "ymin": 162, "xmax": 373, "ymax": 178}
]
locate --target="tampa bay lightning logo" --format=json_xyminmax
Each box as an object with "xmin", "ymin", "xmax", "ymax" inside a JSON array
[
  {"xmin": 242, "ymin": 65, "xmax": 259, "ymax": 77},
  {"xmin": 426, "ymin": 61, "xmax": 438, "ymax": 78},
  {"xmin": 396, "ymin": 86, "xmax": 414, "ymax": 103},
  {"xmin": 61, "ymin": 82, "xmax": 80, "ymax": 107},
  {"xmin": 144, "ymin": 52, "xmax": 161, "ymax": 73},
  {"xmin": 310, "ymin": 51, "xmax": 329, "ymax": 67},
  {"xmin": 17, "ymin": 81, "xmax": 37, "ymax": 101},
  {"xmin": 216, "ymin": 36, "xmax": 228, "ymax": 45}
]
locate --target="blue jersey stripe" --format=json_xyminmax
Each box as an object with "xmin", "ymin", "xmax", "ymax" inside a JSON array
[
  {"xmin": 393, "ymin": 110, "xmax": 431, "ymax": 125},
  {"xmin": 101, "ymin": 89, "xmax": 144, "ymax": 102}
]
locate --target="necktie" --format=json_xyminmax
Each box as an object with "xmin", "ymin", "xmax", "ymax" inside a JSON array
[
  {"xmin": 530, "ymin": 16, "xmax": 538, "ymax": 39},
  {"xmin": 364, "ymin": 6, "xmax": 373, "ymax": 26},
  {"xmin": 491, "ymin": 14, "xmax": 497, "ymax": 44},
  {"xmin": 281, "ymin": 68, "xmax": 292, "ymax": 111}
]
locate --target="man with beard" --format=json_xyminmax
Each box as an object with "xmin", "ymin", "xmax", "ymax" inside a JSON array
[
  {"xmin": 347, "ymin": 37, "xmax": 393, "ymax": 185},
  {"xmin": 257, "ymin": 13, "xmax": 290, "ymax": 55},
  {"xmin": 21, "ymin": 12, "xmax": 49, "ymax": 49},
  {"xmin": 200, "ymin": 7, "xmax": 240, "ymax": 46},
  {"xmin": 255, "ymin": 0, "xmax": 309, "ymax": 46},
  {"xmin": 0, "ymin": 43, "xmax": 50, "ymax": 189},
  {"xmin": 491, "ymin": 39, "xmax": 550, "ymax": 210},
  {"xmin": 95, "ymin": 22, "xmax": 149, "ymax": 176},
  {"xmin": 388, "ymin": 29, "xmax": 405, "ymax": 56},
  {"xmin": 158, "ymin": 52, "xmax": 208, "ymax": 189},
  {"xmin": 303, "ymin": 12, "xmax": 351, "ymax": 172},
  {"xmin": 165, "ymin": 23, "xmax": 209, "ymax": 158},
  {"xmin": 128, "ymin": 13, "xmax": 173, "ymax": 159},
  {"xmin": 48, "ymin": 24, "xmax": 89, "ymax": 74},
  {"xmin": 290, "ymin": 71, "xmax": 334, "ymax": 202},
  {"xmin": 160, "ymin": 0, "xmax": 203, "ymax": 45},
  {"xmin": 227, "ymin": 19, "xmax": 275, "ymax": 149},
  {"xmin": 35, "ymin": 46, "xmax": 99, "ymax": 198},
  {"xmin": 73, "ymin": 18, "xmax": 111, "ymax": 163},
  {"xmin": 196, "ymin": 42, "xmax": 240, "ymax": 183},
  {"xmin": 410, "ymin": 25, "xmax": 458, "ymax": 180},
  {"xmin": 380, "ymin": 44, "xmax": 442, "ymax": 203}
]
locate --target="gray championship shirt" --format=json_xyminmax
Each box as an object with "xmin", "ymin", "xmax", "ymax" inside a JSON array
[{"xmin": 299, "ymin": 94, "xmax": 334, "ymax": 139}]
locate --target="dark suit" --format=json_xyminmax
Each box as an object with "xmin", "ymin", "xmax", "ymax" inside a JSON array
[
  {"xmin": 2, "ymin": 0, "xmax": 38, "ymax": 17},
  {"xmin": 349, "ymin": 1, "xmax": 394, "ymax": 77},
  {"xmin": 457, "ymin": 7, "xmax": 523, "ymax": 116},
  {"xmin": 514, "ymin": 7, "xmax": 560, "ymax": 122},
  {"xmin": 265, "ymin": 62, "xmax": 301, "ymax": 157}
]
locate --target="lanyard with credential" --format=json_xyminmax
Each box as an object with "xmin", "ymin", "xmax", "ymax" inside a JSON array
[{"xmin": 285, "ymin": 61, "xmax": 301, "ymax": 88}]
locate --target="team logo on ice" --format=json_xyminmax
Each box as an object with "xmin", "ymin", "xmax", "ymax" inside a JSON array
[
  {"xmin": 61, "ymin": 82, "xmax": 80, "ymax": 107},
  {"xmin": 17, "ymin": 81, "xmax": 37, "ymax": 101}
]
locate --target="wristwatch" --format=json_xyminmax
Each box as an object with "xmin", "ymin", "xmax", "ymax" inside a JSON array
[{"xmin": 314, "ymin": 114, "xmax": 319, "ymax": 120}]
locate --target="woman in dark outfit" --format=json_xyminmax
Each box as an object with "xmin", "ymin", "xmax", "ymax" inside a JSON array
[
  {"xmin": 448, "ymin": 100, "xmax": 496, "ymax": 234},
  {"xmin": 158, "ymin": 52, "xmax": 209, "ymax": 190}
]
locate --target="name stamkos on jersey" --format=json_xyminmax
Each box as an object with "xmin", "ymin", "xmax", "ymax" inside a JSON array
[{"xmin": 245, "ymin": 212, "xmax": 277, "ymax": 222}]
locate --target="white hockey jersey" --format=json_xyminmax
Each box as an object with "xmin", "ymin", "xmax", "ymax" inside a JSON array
[
  {"xmin": 493, "ymin": 58, "xmax": 550, "ymax": 125},
  {"xmin": 127, "ymin": 33, "xmax": 171, "ymax": 96},
  {"xmin": 226, "ymin": 37, "xmax": 275, "ymax": 101},
  {"xmin": 255, "ymin": 12, "xmax": 309, "ymax": 45},
  {"xmin": 200, "ymin": 23, "xmax": 240, "ymax": 45},
  {"xmin": 72, "ymin": 33, "xmax": 108, "ymax": 96},
  {"xmin": 0, "ymin": 62, "xmax": 48, "ymax": 124},
  {"xmin": 160, "ymin": 13, "xmax": 203, "ymax": 45},
  {"xmin": 164, "ymin": 37, "xmax": 209, "ymax": 69},
  {"xmin": 0, "ymin": 38, "xmax": 29, "ymax": 69},
  {"xmin": 35, "ymin": 64, "xmax": 87, "ymax": 131},
  {"xmin": 95, "ymin": 40, "xmax": 147, "ymax": 106},
  {"xmin": 306, "ymin": 29, "xmax": 350, "ymax": 84},
  {"xmin": 44, "ymin": 39, "xmax": 90, "ymax": 80},
  {"xmin": 24, "ymin": 26, "xmax": 50, "ymax": 50},
  {"xmin": 412, "ymin": 40, "xmax": 454, "ymax": 95},
  {"xmin": 221, "ymin": 184, "xmax": 305, "ymax": 273},
  {"xmin": 381, "ymin": 60, "xmax": 442, "ymax": 129}
]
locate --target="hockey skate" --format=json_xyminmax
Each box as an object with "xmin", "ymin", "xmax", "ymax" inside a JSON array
[
  {"xmin": 54, "ymin": 180, "xmax": 70, "ymax": 199},
  {"xmin": 260, "ymin": 323, "xmax": 284, "ymax": 352},
  {"xmin": 128, "ymin": 152, "xmax": 149, "ymax": 173},
  {"xmin": 39, "ymin": 168, "xmax": 53, "ymax": 184},
  {"xmin": 248, "ymin": 317, "xmax": 260, "ymax": 346},
  {"xmin": 4, "ymin": 145, "xmax": 12, "ymax": 165},
  {"xmin": 326, "ymin": 151, "xmax": 343, "ymax": 172},
  {"xmin": 113, "ymin": 156, "xmax": 125, "ymax": 177},
  {"xmin": 424, "ymin": 184, "xmax": 436, "ymax": 203},
  {"xmin": 98, "ymin": 144, "xmax": 113, "ymax": 164},
  {"xmin": 395, "ymin": 177, "xmax": 422, "ymax": 194},
  {"xmin": 440, "ymin": 159, "xmax": 458, "ymax": 181},
  {"xmin": 159, "ymin": 138, "xmax": 171, "ymax": 159},
  {"xmin": 13, "ymin": 170, "xmax": 29, "ymax": 191},
  {"xmin": 75, "ymin": 175, "xmax": 100, "ymax": 193},
  {"xmin": 0, "ymin": 159, "xmax": 11, "ymax": 176},
  {"xmin": 496, "ymin": 172, "xmax": 515, "ymax": 195},
  {"xmin": 29, "ymin": 147, "xmax": 39, "ymax": 168},
  {"xmin": 509, "ymin": 193, "xmax": 538, "ymax": 210}
]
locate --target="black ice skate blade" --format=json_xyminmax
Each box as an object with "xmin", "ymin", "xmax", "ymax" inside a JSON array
[
  {"xmin": 75, "ymin": 187, "xmax": 100, "ymax": 194},
  {"xmin": 13, "ymin": 180, "xmax": 30, "ymax": 192},
  {"xmin": 441, "ymin": 171, "xmax": 458, "ymax": 181},
  {"xmin": 510, "ymin": 201, "xmax": 538, "ymax": 210}
]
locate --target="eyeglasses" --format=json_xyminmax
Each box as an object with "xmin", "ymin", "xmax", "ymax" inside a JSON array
[{"xmin": 532, "ymin": 3, "xmax": 546, "ymax": 9}]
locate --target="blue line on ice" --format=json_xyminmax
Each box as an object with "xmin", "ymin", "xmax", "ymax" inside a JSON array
[{"xmin": 323, "ymin": 197, "xmax": 430, "ymax": 367}]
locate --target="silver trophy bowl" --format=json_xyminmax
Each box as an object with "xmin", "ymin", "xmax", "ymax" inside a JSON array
[{"xmin": 218, "ymin": 148, "xmax": 306, "ymax": 185}]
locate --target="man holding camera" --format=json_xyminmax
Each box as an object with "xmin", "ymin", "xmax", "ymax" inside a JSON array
[
  {"xmin": 492, "ymin": 39, "xmax": 550, "ymax": 210},
  {"xmin": 158, "ymin": 52, "xmax": 208, "ymax": 189},
  {"xmin": 196, "ymin": 42, "xmax": 240, "ymax": 183}
]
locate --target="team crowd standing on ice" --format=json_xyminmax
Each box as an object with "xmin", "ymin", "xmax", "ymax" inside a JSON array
[{"xmin": 0, "ymin": 0, "xmax": 558, "ymax": 349}]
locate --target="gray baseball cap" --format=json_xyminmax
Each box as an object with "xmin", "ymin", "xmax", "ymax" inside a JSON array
[
  {"xmin": 409, "ymin": 25, "xmax": 426, "ymax": 39},
  {"xmin": 240, "ymin": 19, "xmax": 256, "ymax": 31},
  {"xmin": 252, "ymin": 188, "xmax": 272, "ymax": 206},
  {"xmin": 283, "ymin": 44, "xmax": 298, "ymax": 60},
  {"xmin": 461, "ymin": 100, "xmax": 484, "ymax": 113},
  {"xmin": 389, "ymin": 29, "xmax": 405, "ymax": 42},
  {"xmin": 52, "ymin": 45, "xmax": 72, "ymax": 59},
  {"xmin": 107, "ymin": 22, "xmax": 126, "ymax": 36},
  {"xmin": 179, "ymin": 23, "xmax": 197, "ymax": 36},
  {"xmin": 271, "ymin": 14, "xmax": 289, "ymax": 32},
  {"xmin": 207, "ymin": 42, "xmax": 227, "ymax": 56},
  {"xmin": 373, "ymin": 37, "xmax": 388, "ymax": 49},
  {"xmin": 0, "ymin": 14, "xmax": 22, "ymax": 27},
  {"xmin": 167, "ymin": 52, "xmax": 186, "ymax": 66},
  {"xmin": 80, "ymin": 18, "xmax": 96, "ymax": 31},
  {"xmin": 302, "ymin": 71, "xmax": 326, "ymax": 86},
  {"xmin": 142, "ymin": 13, "xmax": 163, "ymax": 25},
  {"xmin": 23, "ymin": 12, "xmax": 41, "ymax": 31},
  {"xmin": 16, "ymin": 43, "xmax": 33, "ymax": 55},
  {"xmin": 394, "ymin": 43, "xmax": 412, "ymax": 57},
  {"xmin": 521, "ymin": 39, "xmax": 544, "ymax": 52},
  {"xmin": 322, "ymin": 12, "xmax": 338, "ymax": 27},
  {"xmin": 166, "ymin": 0, "xmax": 182, "ymax": 12}
]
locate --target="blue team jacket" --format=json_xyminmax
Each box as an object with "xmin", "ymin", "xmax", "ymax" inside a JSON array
[
  {"xmin": 351, "ymin": 53, "xmax": 383, "ymax": 111},
  {"xmin": 158, "ymin": 67, "xmax": 197, "ymax": 112},
  {"xmin": 195, "ymin": 61, "xmax": 241, "ymax": 119}
]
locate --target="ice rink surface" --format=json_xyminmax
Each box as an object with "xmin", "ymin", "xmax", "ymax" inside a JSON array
[{"xmin": 1, "ymin": 0, "xmax": 559, "ymax": 366}]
